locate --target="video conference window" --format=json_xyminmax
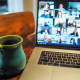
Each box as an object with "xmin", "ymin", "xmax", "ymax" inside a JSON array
[
  {"xmin": 38, "ymin": 1, "xmax": 54, "ymax": 18},
  {"xmin": 54, "ymin": 3, "xmax": 67, "ymax": 18},
  {"xmin": 37, "ymin": 1, "xmax": 80, "ymax": 45},
  {"xmin": 68, "ymin": 2, "xmax": 80, "ymax": 19},
  {"xmin": 39, "ymin": 1, "xmax": 54, "ymax": 10},
  {"xmin": 38, "ymin": 18, "xmax": 53, "ymax": 27}
]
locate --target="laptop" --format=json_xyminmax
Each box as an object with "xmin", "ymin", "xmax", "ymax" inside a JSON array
[{"xmin": 20, "ymin": 0, "xmax": 80, "ymax": 80}]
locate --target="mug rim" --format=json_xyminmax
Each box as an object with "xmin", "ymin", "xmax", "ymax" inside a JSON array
[{"xmin": 0, "ymin": 35, "xmax": 23, "ymax": 47}]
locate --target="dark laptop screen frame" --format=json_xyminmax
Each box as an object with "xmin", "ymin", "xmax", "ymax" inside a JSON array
[{"xmin": 36, "ymin": 0, "xmax": 80, "ymax": 50}]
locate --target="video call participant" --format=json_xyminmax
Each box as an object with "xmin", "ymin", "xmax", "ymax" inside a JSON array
[
  {"xmin": 57, "ymin": 37, "xmax": 61, "ymax": 43},
  {"xmin": 44, "ymin": 3, "xmax": 50, "ymax": 10},
  {"xmin": 68, "ymin": 21, "xmax": 77, "ymax": 27},
  {"xmin": 43, "ymin": 29, "xmax": 48, "ymax": 42},
  {"xmin": 49, "ymin": 12, "xmax": 53, "ymax": 18},
  {"xmin": 70, "ymin": 38, "xmax": 76, "ymax": 45},
  {"xmin": 58, "ymin": 4, "xmax": 66, "ymax": 14},
  {"xmin": 57, "ymin": 11, "xmax": 62, "ymax": 18},
  {"xmin": 44, "ymin": 22, "xmax": 50, "ymax": 27},
  {"xmin": 40, "ymin": 10, "xmax": 49, "ymax": 18},
  {"xmin": 70, "ymin": 21, "xmax": 79, "ymax": 36},
  {"xmin": 77, "ymin": 38, "xmax": 80, "ymax": 45},
  {"xmin": 71, "ymin": 21, "xmax": 76, "ymax": 27},
  {"xmin": 55, "ymin": 21, "xmax": 62, "ymax": 35},
  {"xmin": 70, "ymin": 26, "xmax": 79, "ymax": 36},
  {"xmin": 68, "ymin": 22, "xmax": 72, "ymax": 26}
]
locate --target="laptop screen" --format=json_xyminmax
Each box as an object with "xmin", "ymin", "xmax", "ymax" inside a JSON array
[{"xmin": 36, "ymin": 0, "xmax": 80, "ymax": 49}]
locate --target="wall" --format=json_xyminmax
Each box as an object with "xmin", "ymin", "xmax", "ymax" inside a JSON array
[
  {"xmin": 23, "ymin": 0, "xmax": 33, "ymax": 12},
  {"xmin": 1, "ymin": 0, "xmax": 37, "ymax": 28},
  {"xmin": 8, "ymin": 0, "xmax": 23, "ymax": 13},
  {"xmin": 23, "ymin": 0, "xmax": 37, "ymax": 28}
]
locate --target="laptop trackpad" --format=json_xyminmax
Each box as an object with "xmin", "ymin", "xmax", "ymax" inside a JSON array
[{"xmin": 52, "ymin": 66, "xmax": 80, "ymax": 80}]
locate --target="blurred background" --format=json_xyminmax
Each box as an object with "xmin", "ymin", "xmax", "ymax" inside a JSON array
[{"xmin": 0, "ymin": 0, "xmax": 37, "ymax": 27}]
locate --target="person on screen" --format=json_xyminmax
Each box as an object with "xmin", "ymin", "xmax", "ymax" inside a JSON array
[
  {"xmin": 44, "ymin": 22, "xmax": 50, "ymax": 27},
  {"xmin": 41, "ymin": 29, "xmax": 51, "ymax": 43},
  {"xmin": 71, "ymin": 21, "xmax": 76, "ymax": 27},
  {"xmin": 58, "ymin": 4, "xmax": 66, "ymax": 13},
  {"xmin": 77, "ymin": 38, "xmax": 80, "ymax": 45},
  {"xmin": 68, "ymin": 22, "xmax": 72, "ymax": 26},
  {"xmin": 70, "ymin": 22, "xmax": 79, "ymax": 36},
  {"xmin": 40, "ymin": 10, "xmax": 49, "ymax": 18},
  {"xmin": 70, "ymin": 38, "xmax": 76, "ymax": 45},
  {"xmin": 57, "ymin": 37, "xmax": 61, "ymax": 43},
  {"xmin": 70, "ymin": 26, "xmax": 79, "ymax": 36},
  {"xmin": 55, "ymin": 21, "xmax": 62, "ymax": 35},
  {"xmin": 68, "ymin": 21, "xmax": 77, "ymax": 28},
  {"xmin": 49, "ymin": 12, "xmax": 53, "ymax": 18},
  {"xmin": 43, "ymin": 29, "xmax": 48, "ymax": 42},
  {"xmin": 57, "ymin": 11, "xmax": 62, "ymax": 18},
  {"xmin": 44, "ymin": 3, "xmax": 50, "ymax": 10}
]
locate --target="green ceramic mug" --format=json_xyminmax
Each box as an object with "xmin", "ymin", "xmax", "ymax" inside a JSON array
[{"xmin": 0, "ymin": 35, "xmax": 26, "ymax": 76}]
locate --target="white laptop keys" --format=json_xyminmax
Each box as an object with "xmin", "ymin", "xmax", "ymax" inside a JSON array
[{"xmin": 20, "ymin": 0, "xmax": 80, "ymax": 80}]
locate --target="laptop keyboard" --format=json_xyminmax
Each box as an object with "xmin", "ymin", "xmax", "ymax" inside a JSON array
[{"xmin": 38, "ymin": 51, "xmax": 80, "ymax": 68}]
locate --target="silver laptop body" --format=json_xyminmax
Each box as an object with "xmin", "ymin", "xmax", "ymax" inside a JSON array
[{"xmin": 20, "ymin": 0, "xmax": 80, "ymax": 80}]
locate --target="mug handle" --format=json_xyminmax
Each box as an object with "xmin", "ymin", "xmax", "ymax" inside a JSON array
[{"xmin": 0, "ymin": 45, "xmax": 4, "ymax": 75}]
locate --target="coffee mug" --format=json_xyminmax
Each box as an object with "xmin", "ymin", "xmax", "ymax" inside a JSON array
[{"xmin": 0, "ymin": 35, "xmax": 26, "ymax": 76}]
